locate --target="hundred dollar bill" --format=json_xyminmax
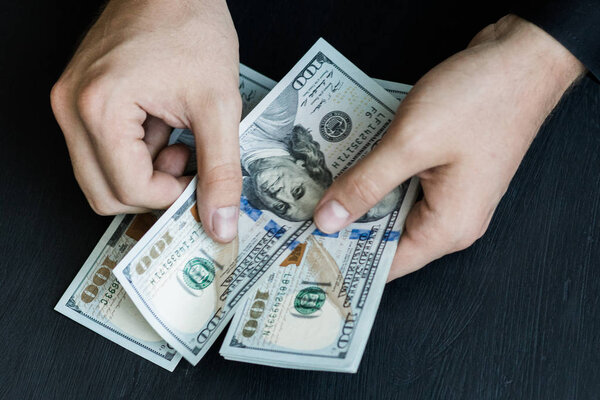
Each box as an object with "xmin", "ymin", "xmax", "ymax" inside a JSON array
[
  {"xmin": 168, "ymin": 77, "xmax": 412, "ymax": 155},
  {"xmin": 54, "ymin": 212, "xmax": 181, "ymax": 370},
  {"xmin": 170, "ymin": 78, "xmax": 414, "ymax": 371},
  {"xmin": 372, "ymin": 78, "xmax": 412, "ymax": 100},
  {"xmin": 113, "ymin": 38, "xmax": 418, "ymax": 367},
  {"xmin": 54, "ymin": 63, "xmax": 275, "ymax": 371},
  {"xmin": 167, "ymin": 77, "xmax": 412, "ymax": 370},
  {"xmin": 218, "ymin": 81, "xmax": 418, "ymax": 373}
]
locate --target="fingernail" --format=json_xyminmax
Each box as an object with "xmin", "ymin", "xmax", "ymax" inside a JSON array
[
  {"xmin": 212, "ymin": 206, "xmax": 238, "ymax": 242},
  {"xmin": 315, "ymin": 200, "xmax": 350, "ymax": 233}
]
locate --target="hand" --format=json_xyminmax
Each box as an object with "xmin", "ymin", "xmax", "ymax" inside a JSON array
[
  {"xmin": 313, "ymin": 15, "xmax": 585, "ymax": 281},
  {"xmin": 51, "ymin": 0, "xmax": 242, "ymax": 242}
]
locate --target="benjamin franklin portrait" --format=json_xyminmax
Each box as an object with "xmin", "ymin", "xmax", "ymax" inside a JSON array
[{"xmin": 241, "ymin": 86, "xmax": 405, "ymax": 222}]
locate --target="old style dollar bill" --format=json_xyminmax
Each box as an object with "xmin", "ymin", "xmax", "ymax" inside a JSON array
[
  {"xmin": 218, "ymin": 77, "xmax": 418, "ymax": 373},
  {"xmin": 113, "ymin": 38, "xmax": 418, "ymax": 368},
  {"xmin": 54, "ymin": 64, "xmax": 275, "ymax": 371}
]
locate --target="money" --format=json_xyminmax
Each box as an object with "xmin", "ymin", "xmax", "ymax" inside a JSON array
[
  {"xmin": 172, "ymin": 79, "xmax": 414, "ymax": 370},
  {"xmin": 171, "ymin": 77, "xmax": 417, "ymax": 372},
  {"xmin": 218, "ymin": 76, "xmax": 417, "ymax": 373},
  {"xmin": 112, "ymin": 38, "xmax": 419, "ymax": 370},
  {"xmin": 57, "ymin": 39, "xmax": 418, "ymax": 372},
  {"xmin": 54, "ymin": 64, "xmax": 276, "ymax": 371},
  {"xmin": 54, "ymin": 213, "xmax": 181, "ymax": 370},
  {"xmin": 169, "ymin": 77, "xmax": 412, "ymax": 153},
  {"xmin": 372, "ymin": 78, "xmax": 412, "ymax": 101}
]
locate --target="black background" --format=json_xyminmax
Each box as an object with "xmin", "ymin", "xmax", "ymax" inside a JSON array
[{"xmin": 1, "ymin": 1, "xmax": 599, "ymax": 399}]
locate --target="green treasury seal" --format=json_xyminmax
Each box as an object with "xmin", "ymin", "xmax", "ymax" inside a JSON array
[
  {"xmin": 294, "ymin": 286, "xmax": 326, "ymax": 315},
  {"xmin": 182, "ymin": 257, "xmax": 215, "ymax": 290}
]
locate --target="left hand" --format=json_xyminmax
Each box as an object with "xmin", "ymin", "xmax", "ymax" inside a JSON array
[{"xmin": 313, "ymin": 15, "xmax": 585, "ymax": 281}]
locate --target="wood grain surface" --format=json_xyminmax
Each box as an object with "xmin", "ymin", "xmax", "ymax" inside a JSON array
[{"xmin": 1, "ymin": 1, "xmax": 599, "ymax": 399}]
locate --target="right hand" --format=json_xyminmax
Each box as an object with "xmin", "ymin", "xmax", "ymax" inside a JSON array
[{"xmin": 51, "ymin": 0, "xmax": 242, "ymax": 243}]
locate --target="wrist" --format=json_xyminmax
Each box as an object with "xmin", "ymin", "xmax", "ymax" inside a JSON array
[
  {"xmin": 102, "ymin": 0, "xmax": 229, "ymax": 29},
  {"xmin": 494, "ymin": 15, "xmax": 585, "ymax": 95}
]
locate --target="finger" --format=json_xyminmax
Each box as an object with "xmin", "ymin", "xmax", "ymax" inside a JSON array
[
  {"xmin": 84, "ymin": 100, "xmax": 189, "ymax": 210},
  {"xmin": 154, "ymin": 143, "xmax": 191, "ymax": 176},
  {"xmin": 189, "ymin": 89, "xmax": 242, "ymax": 243},
  {"xmin": 68, "ymin": 129, "xmax": 150, "ymax": 214},
  {"xmin": 313, "ymin": 121, "xmax": 440, "ymax": 234},
  {"xmin": 143, "ymin": 116, "xmax": 172, "ymax": 159},
  {"xmin": 387, "ymin": 199, "xmax": 449, "ymax": 280},
  {"xmin": 52, "ymin": 85, "xmax": 148, "ymax": 215},
  {"xmin": 386, "ymin": 179, "xmax": 493, "ymax": 282}
]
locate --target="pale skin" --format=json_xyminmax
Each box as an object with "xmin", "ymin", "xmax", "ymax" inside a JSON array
[
  {"xmin": 313, "ymin": 15, "xmax": 585, "ymax": 281},
  {"xmin": 51, "ymin": 0, "xmax": 585, "ymax": 281},
  {"xmin": 51, "ymin": 0, "xmax": 242, "ymax": 243}
]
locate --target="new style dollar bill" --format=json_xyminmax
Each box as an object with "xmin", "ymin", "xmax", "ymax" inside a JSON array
[
  {"xmin": 372, "ymin": 78, "xmax": 412, "ymax": 100},
  {"xmin": 168, "ymin": 78, "xmax": 412, "ymax": 154},
  {"xmin": 113, "ymin": 38, "xmax": 419, "ymax": 368},
  {"xmin": 54, "ymin": 64, "xmax": 276, "ymax": 371},
  {"xmin": 217, "ymin": 77, "xmax": 418, "ymax": 373},
  {"xmin": 54, "ymin": 212, "xmax": 181, "ymax": 370}
]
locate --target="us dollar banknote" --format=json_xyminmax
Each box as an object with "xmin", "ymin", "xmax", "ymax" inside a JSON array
[
  {"xmin": 54, "ymin": 64, "xmax": 276, "ymax": 371},
  {"xmin": 171, "ymin": 79, "xmax": 414, "ymax": 371},
  {"xmin": 113, "ymin": 38, "xmax": 419, "ymax": 368},
  {"xmin": 217, "ymin": 78, "xmax": 418, "ymax": 373},
  {"xmin": 169, "ymin": 78, "xmax": 412, "ymax": 152}
]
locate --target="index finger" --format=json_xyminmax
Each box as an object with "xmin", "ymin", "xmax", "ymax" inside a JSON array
[{"xmin": 87, "ymin": 102, "xmax": 189, "ymax": 209}]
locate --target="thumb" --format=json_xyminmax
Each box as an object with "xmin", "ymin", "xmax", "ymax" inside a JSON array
[
  {"xmin": 313, "ymin": 131, "xmax": 430, "ymax": 233},
  {"xmin": 189, "ymin": 90, "xmax": 243, "ymax": 243}
]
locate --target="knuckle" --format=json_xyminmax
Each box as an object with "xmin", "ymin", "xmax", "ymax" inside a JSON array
[
  {"xmin": 200, "ymin": 163, "xmax": 241, "ymax": 192},
  {"xmin": 494, "ymin": 14, "xmax": 519, "ymax": 33},
  {"xmin": 411, "ymin": 202, "xmax": 491, "ymax": 254},
  {"xmin": 468, "ymin": 24, "xmax": 496, "ymax": 47},
  {"xmin": 76, "ymin": 77, "xmax": 108, "ymax": 124},
  {"xmin": 202, "ymin": 85, "xmax": 242, "ymax": 114},
  {"xmin": 452, "ymin": 232, "xmax": 477, "ymax": 252},
  {"xmin": 482, "ymin": 23, "xmax": 496, "ymax": 37},
  {"xmin": 347, "ymin": 172, "xmax": 384, "ymax": 210},
  {"xmin": 112, "ymin": 186, "xmax": 139, "ymax": 207},
  {"xmin": 451, "ymin": 219, "xmax": 487, "ymax": 251},
  {"xmin": 87, "ymin": 197, "xmax": 117, "ymax": 216},
  {"xmin": 50, "ymin": 79, "xmax": 69, "ymax": 116}
]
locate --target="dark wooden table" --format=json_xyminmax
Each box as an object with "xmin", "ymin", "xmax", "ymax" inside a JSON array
[{"xmin": 1, "ymin": 1, "xmax": 599, "ymax": 398}]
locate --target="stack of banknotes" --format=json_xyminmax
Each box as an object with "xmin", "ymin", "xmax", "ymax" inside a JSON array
[{"xmin": 55, "ymin": 38, "xmax": 419, "ymax": 373}]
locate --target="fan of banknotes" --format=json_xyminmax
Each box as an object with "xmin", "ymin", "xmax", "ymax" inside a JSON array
[{"xmin": 55, "ymin": 39, "xmax": 420, "ymax": 373}]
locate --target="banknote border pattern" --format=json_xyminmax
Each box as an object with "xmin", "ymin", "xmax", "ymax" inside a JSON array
[{"xmin": 57, "ymin": 214, "xmax": 180, "ymax": 365}]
